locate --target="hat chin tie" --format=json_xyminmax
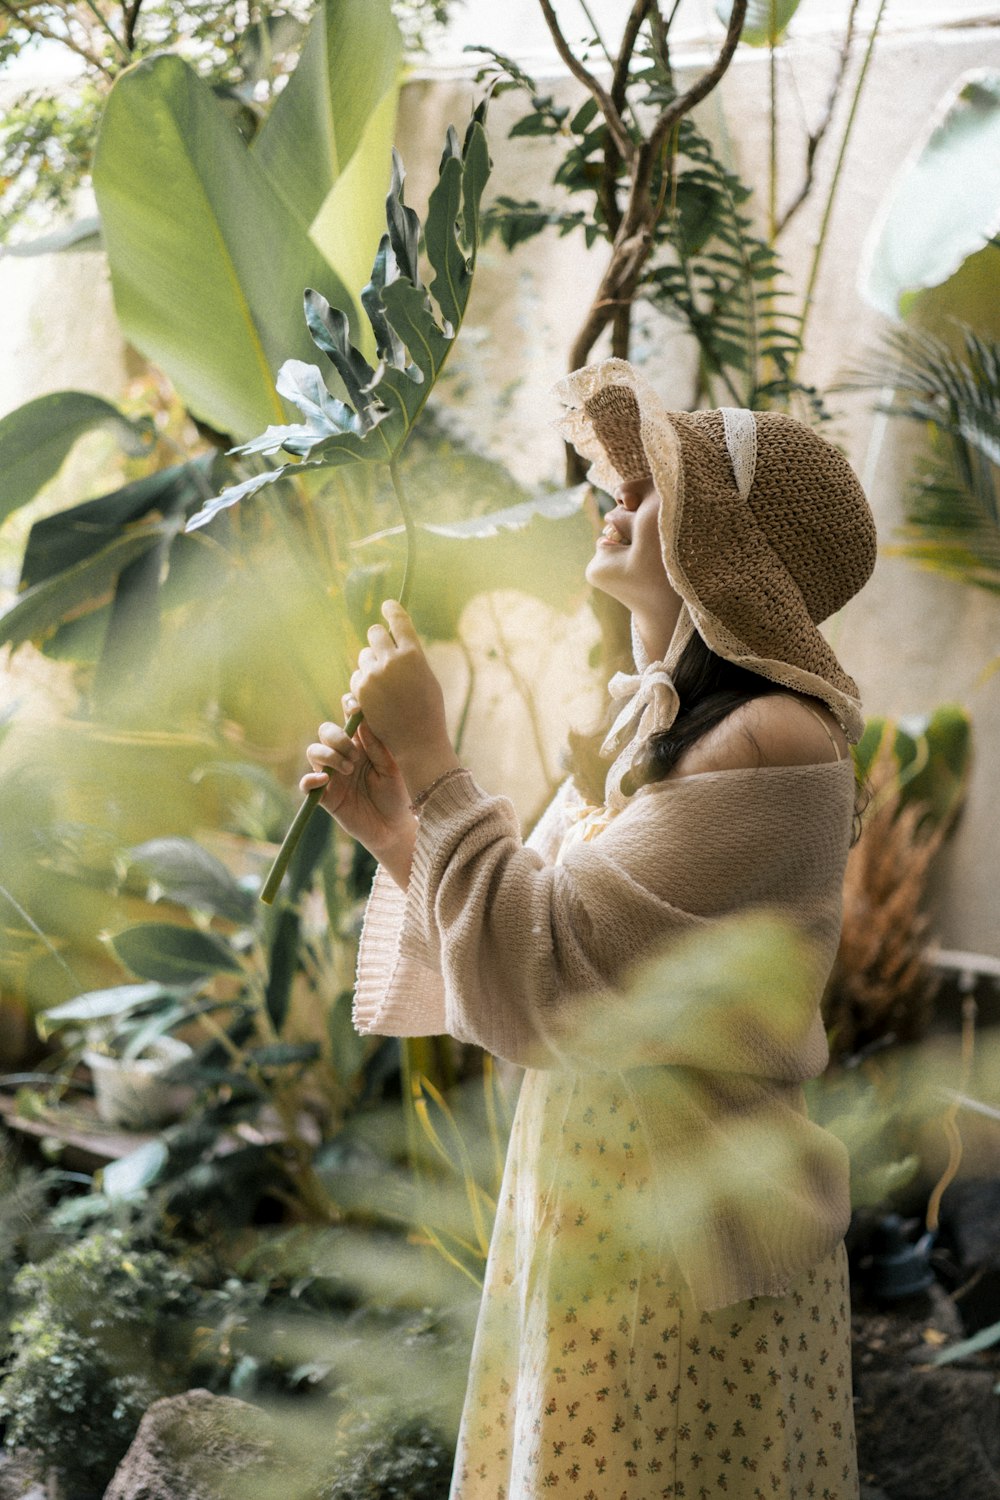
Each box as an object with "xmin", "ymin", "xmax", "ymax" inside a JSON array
[
  {"xmin": 601, "ymin": 603, "xmax": 694, "ymax": 780},
  {"xmin": 602, "ymin": 404, "xmax": 766, "ymax": 804}
]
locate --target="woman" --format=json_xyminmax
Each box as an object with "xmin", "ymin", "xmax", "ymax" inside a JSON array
[{"xmin": 302, "ymin": 359, "xmax": 876, "ymax": 1499}]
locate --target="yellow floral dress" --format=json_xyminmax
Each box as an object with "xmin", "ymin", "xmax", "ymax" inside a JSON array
[{"xmin": 448, "ymin": 812, "xmax": 858, "ymax": 1500}]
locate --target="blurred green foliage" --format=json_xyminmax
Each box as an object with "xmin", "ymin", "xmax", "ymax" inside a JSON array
[
  {"xmin": 0, "ymin": 1229, "xmax": 198, "ymax": 1495},
  {"xmin": 0, "ymin": 0, "xmax": 455, "ymax": 248},
  {"xmin": 474, "ymin": 42, "xmax": 823, "ymax": 416}
]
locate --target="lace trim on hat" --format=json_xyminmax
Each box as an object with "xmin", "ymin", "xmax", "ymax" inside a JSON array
[
  {"xmin": 552, "ymin": 358, "xmax": 661, "ymax": 494},
  {"xmin": 720, "ymin": 407, "xmax": 757, "ymax": 501},
  {"xmin": 551, "ymin": 359, "xmax": 868, "ymax": 755}
]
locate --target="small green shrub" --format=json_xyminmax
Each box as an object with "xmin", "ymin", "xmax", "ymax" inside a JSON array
[
  {"xmin": 323, "ymin": 1413, "xmax": 454, "ymax": 1500},
  {"xmin": 0, "ymin": 1229, "xmax": 196, "ymax": 1497}
]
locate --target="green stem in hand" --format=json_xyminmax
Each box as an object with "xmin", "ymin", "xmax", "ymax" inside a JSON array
[{"xmin": 259, "ymin": 458, "xmax": 416, "ymax": 905}]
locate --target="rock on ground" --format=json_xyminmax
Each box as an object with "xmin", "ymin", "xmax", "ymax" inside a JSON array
[
  {"xmin": 102, "ymin": 1389, "xmax": 276, "ymax": 1500},
  {"xmin": 853, "ymin": 1281, "xmax": 1000, "ymax": 1500},
  {"xmin": 855, "ymin": 1367, "xmax": 1000, "ymax": 1500}
]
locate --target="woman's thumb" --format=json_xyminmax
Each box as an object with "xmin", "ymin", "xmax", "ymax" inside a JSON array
[{"xmin": 356, "ymin": 718, "xmax": 396, "ymax": 772}]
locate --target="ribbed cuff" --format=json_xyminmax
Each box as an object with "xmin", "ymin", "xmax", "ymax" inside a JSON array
[
  {"xmin": 352, "ymin": 866, "xmax": 446, "ymax": 1037},
  {"xmin": 406, "ymin": 768, "xmax": 490, "ymax": 940}
]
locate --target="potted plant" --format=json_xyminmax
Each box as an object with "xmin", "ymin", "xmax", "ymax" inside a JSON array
[
  {"xmin": 82, "ymin": 1031, "xmax": 194, "ymax": 1131},
  {"xmin": 39, "ymin": 982, "xmax": 197, "ymax": 1131}
]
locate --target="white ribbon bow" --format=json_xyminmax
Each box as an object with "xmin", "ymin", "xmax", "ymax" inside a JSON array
[{"xmin": 601, "ymin": 662, "xmax": 681, "ymax": 761}]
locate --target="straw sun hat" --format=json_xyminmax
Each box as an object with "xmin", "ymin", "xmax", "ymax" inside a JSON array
[{"xmin": 552, "ymin": 359, "xmax": 878, "ymax": 761}]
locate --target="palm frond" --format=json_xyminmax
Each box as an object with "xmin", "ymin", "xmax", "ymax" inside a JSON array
[
  {"xmin": 642, "ymin": 118, "xmax": 816, "ymax": 412},
  {"xmin": 842, "ymin": 322, "xmax": 1000, "ymax": 595}
]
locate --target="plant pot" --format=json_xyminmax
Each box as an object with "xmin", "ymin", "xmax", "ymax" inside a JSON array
[{"xmin": 84, "ymin": 1036, "xmax": 194, "ymax": 1130}]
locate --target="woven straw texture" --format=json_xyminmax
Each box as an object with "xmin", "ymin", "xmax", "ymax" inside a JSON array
[{"xmin": 552, "ymin": 359, "xmax": 877, "ymax": 744}]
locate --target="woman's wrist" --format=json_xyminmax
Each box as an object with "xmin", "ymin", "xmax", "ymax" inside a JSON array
[
  {"xmin": 394, "ymin": 743, "xmax": 463, "ymax": 805},
  {"xmin": 367, "ymin": 816, "xmax": 418, "ymax": 889}
]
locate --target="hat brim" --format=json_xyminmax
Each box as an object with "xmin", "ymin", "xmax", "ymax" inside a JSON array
[{"xmin": 553, "ymin": 359, "xmax": 869, "ymax": 743}]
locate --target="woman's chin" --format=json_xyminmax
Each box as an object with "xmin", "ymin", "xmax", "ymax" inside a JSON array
[{"xmin": 585, "ymin": 550, "xmax": 629, "ymax": 603}]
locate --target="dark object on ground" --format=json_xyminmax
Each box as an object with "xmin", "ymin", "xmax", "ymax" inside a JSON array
[
  {"xmin": 103, "ymin": 1390, "xmax": 275, "ymax": 1500},
  {"xmin": 853, "ymin": 1280, "xmax": 1000, "ymax": 1499},
  {"xmin": 856, "ymin": 1367, "xmax": 1000, "ymax": 1499},
  {"xmin": 937, "ymin": 1177, "xmax": 1000, "ymax": 1337},
  {"xmin": 866, "ymin": 1214, "xmax": 935, "ymax": 1299},
  {"xmin": 321, "ymin": 1415, "xmax": 454, "ymax": 1500}
]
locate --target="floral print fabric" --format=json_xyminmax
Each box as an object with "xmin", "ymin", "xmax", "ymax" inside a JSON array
[{"xmin": 450, "ymin": 1068, "xmax": 858, "ymax": 1500}]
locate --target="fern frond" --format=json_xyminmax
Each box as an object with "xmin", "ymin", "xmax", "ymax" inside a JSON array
[{"xmin": 842, "ymin": 323, "xmax": 1000, "ymax": 593}]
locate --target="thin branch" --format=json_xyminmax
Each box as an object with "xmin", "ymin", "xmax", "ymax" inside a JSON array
[
  {"xmin": 575, "ymin": 0, "xmax": 616, "ymax": 73},
  {"xmin": 645, "ymin": 0, "xmax": 747, "ymax": 169},
  {"xmin": 776, "ymin": 0, "xmax": 861, "ymax": 236},
  {"xmin": 77, "ymin": 0, "xmax": 131, "ymax": 62},
  {"xmin": 663, "ymin": 0, "xmax": 684, "ymax": 33},
  {"xmin": 648, "ymin": 4, "xmax": 670, "ymax": 71},
  {"xmin": 611, "ymin": 0, "xmax": 653, "ymax": 107},
  {"xmin": 122, "ymin": 0, "xmax": 144, "ymax": 52},
  {"xmin": 536, "ymin": 0, "xmax": 634, "ymax": 161},
  {"xmin": 0, "ymin": 1, "xmax": 114, "ymax": 75},
  {"xmin": 795, "ymin": 0, "xmax": 889, "ymax": 370}
]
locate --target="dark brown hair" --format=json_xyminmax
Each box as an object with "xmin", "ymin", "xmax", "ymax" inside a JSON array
[{"xmin": 567, "ymin": 629, "xmax": 868, "ymax": 841}]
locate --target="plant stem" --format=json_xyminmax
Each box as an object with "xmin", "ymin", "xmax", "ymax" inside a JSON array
[
  {"xmin": 768, "ymin": 1, "xmax": 777, "ymax": 243},
  {"xmin": 78, "ymin": 0, "xmax": 132, "ymax": 62},
  {"xmin": 0, "ymin": 884, "xmax": 83, "ymax": 993},
  {"xmin": 258, "ymin": 459, "xmax": 417, "ymax": 905},
  {"xmin": 793, "ymin": 0, "xmax": 889, "ymax": 376}
]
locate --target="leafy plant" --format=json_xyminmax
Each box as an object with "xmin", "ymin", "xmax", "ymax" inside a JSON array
[
  {"xmin": 0, "ymin": 1230, "xmax": 197, "ymax": 1497},
  {"xmin": 860, "ymin": 70, "xmax": 1000, "ymax": 321},
  {"xmin": 640, "ymin": 116, "xmax": 817, "ymax": 415},
  {"xmin": 29, "ymin": 823, "xmax": 366, "ymax": 1225},
  {"xmin": 180, "ymin": 102, "xmax": 498, "ymax": 898},
  {"xmin": 406, "ymin": 1057, "xmax": 514, "ymax": 1286},
  {"xmin": 321, "ymin": 1412, "xmax": 454, "ymax": 1500},
  {"xmin": 480, "ymin": 55, "xmax": 815, "ymax": 416},
  {"xmin": 845, "ymin": 323, "xmax": 1000, "ymax": 600},
  {"xmin": 0, "ymin": 0, "xmax": 408, "ymax": 712},
  {"xmin": 184, "ymin": 105, "xmax": 492, "ymax": 527},
  {"xmin": 823, "ymin": 708, "xmax": 972, "ymax": 1064},
  {"xmin": 0, "ymin": 0, "xmax": 453, "ymax": 249}
]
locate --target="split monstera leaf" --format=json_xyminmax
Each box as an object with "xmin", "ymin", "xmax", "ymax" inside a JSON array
[{"xmin": 185, "ymin": 106, "xmax": 494, "ymax": 903}]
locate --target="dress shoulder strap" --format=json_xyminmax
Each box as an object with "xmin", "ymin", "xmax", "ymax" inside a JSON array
[{"xmin": 794, "ymin": 698, "xmax": 846, "ymax": 762}]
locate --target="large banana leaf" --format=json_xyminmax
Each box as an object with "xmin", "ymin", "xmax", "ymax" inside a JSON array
[
  {"xmin": 185, "ymin": 106, "xmax": 492, "ymax": 530},
  {"xmin": 0, "ymin": 528, "xmax": 172, "ymax": 653},
  {"xmin": 308, "ymin": 86, "xmax": 400, "ymax": 343},
  {"xmin": 348, "ymin": 490, "xmax": 595, "ymax": 640},
  {"xmin": 252, "ymin": 0, "xmax": 401, "ymax": 236},
  {"xmin": 0, "ymin": 391, "xmax": 153, "ymax": 526},
  {"xmin": 861, "ymin": 70, "xmax": 1000, "ymax": 318},
  {"xmin": 94, "ymin": 54, "xmax": 354, "ymax": 442},
  {"xmin": 0, "ymin": 459, "xmax": 212, "ymax": 655},
  {"xmin": 715, "ymin": 0, "xmax": 800, "ymax": 45}
]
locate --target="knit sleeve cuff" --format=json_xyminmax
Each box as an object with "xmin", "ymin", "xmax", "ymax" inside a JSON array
[{"xmin": 352, "ymin": 864, "xmax": 446, "ymax": 1037}]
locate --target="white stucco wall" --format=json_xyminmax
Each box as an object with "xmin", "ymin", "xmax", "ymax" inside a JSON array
[{"xmin": 1, "ymin": 9, "xmax": 998, "ymax": 952}]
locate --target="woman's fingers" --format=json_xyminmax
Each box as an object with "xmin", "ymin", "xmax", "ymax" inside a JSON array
[
  {"xmin": 306, "ymin": 741, "xmax": 355, "ymax": 775},
  {"xmin": 318, "ymin": 719, "xmax": 355, "ymax": 750},
  {"xmin": 356, "ymin": 717, "xmax": 398, "ymax": 774},
  {"xmin": 367, "ymin": 623, "xmax": 393, "ymax": 654},
  {"xmin": 381, "ymin": 598, "xmax": 419, "ymax": 647}
]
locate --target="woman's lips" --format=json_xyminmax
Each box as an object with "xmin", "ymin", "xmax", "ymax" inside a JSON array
[{"xmin": 598, "ymin": 520, "xmax": 630, "ymax": 547}]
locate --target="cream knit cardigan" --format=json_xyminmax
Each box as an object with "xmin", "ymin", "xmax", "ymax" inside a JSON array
[{"xmin": 354, "ymin": 761, "xmax": 855, "ymax": 1311}]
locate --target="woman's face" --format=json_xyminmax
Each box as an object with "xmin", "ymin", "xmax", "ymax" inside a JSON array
[{"xmin": 585, "ymin": 476, "xmax": 674, "ymax": 615}]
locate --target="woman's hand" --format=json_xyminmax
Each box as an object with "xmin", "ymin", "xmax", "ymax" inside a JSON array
[
  {"xmin": 302, "ymin": 694, "xmax": 414, "ymax": 863},
  {"xmin": 349, "ymin": 601, "xmax": 461, "ymax": 800}
]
